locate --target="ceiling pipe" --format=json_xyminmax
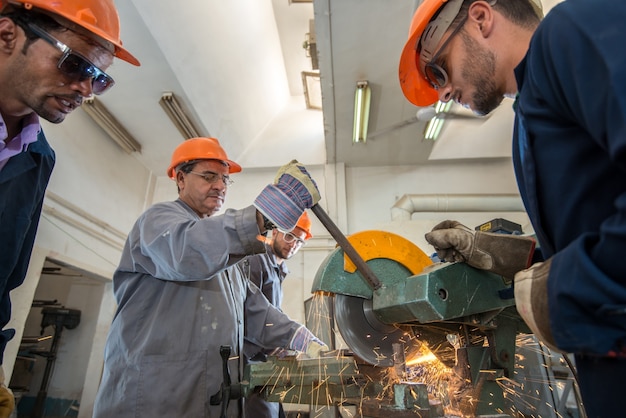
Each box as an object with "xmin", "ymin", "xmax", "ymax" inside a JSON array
[{"xmin": 391, "ymin": 194, "xmax": 525, "ymax": 221}]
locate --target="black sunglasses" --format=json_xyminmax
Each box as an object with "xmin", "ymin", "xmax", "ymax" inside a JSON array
[{"xmin": 26, "ymin": 22, "xmax": 115, "ymax": 95}]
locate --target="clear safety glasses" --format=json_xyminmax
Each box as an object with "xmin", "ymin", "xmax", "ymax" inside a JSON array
[
  {"xmin": 281, "ymin": 231, "xmax": 306, "ymax": 247},
  {"xmin": 27, "ymin": 22, "xmax": 115, "ymax": 95},
  {"xmin": 424, "ymin": 15, "xmax": 468, "ymax": 90},
  {"xmin": 188, "ymin": 170, "xmax": 234, "ymax": 186}
]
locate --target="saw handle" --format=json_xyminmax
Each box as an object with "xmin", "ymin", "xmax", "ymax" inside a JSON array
[{"xmin": 311, "ymin": 204, "xmax": 382, "ymax": 290}]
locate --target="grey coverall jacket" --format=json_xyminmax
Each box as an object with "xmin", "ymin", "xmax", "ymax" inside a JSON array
[{"xmin": 93, "ymin": 199, "xmax": 304, "ymax": 417}]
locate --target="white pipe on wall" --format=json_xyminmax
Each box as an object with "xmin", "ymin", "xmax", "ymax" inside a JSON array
[{"xmin": 391, "ymin": 194, "xmax": 525, "ymax": 221}]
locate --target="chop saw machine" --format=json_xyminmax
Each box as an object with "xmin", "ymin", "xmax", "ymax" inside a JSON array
[{"xmin": 217, "ymin": 207, "xmax": 582, "ymax": 418}]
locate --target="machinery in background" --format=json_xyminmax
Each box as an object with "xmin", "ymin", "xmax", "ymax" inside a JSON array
[
  {"xmin": 31, "ymin": 306, "xmax": 81, "ymax": 418},
  {"xmin": 10, "ymin": 301, "xmax": 81, "ymax": 418}
]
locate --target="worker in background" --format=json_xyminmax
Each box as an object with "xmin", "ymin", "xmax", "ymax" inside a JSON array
[
  {"xmin": 0, "ymin": 0, "xmax": 139, "ymax": 415},
  {"xmin": 93, "ymin": 137, "xmax": 328, "ymax": 418},
  {"xmin": 399, "ymin": 0, "xmax": 626, "ymax": 416},
  {"xmin": 243, "ymin": 211, "xmax": 313, "ymax": 418}
]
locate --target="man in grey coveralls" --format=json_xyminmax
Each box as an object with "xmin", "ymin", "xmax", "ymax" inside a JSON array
[{"xmin": 93, "ymin": 137, "xmax": 327, "ymax": 417}]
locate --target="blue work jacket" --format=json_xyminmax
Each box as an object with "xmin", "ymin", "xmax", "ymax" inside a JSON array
[
  {"xmin": 512, "ymin": 0, "xmax": 626, "ymax": 355},
  {"xmin": 0, "ymin": 131, "xmax": 55, "ymax": 361}
]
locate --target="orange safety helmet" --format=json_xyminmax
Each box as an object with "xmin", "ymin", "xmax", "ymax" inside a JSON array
[
  {"xmin": 0, "ymin": 0, "xmax": 140, "ymax": 66},
  {"xmin": 399, "ymin": 0, "xmax": 543, "ymax": 107},
  {"xmin": 399, "ymin": 0, "xmax": 455, "ymax": 107},
  {"xmin": 167, "ymin": 137, "xmax": 242, "ymax": 179},
  {"xmin": 294, "ymin": 211, "xmax": 313, "ymax": 240}
]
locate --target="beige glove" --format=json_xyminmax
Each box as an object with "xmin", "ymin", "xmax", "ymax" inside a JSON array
[
  {"xmin": 305, "ymin": 340, "xmax": 329, "ymax": 358},
  {"xmin": 289, "ymin": 325, "xmax": 329, "ymax": 358},
  {"xmin": 0, "ymin": 366, "xmax": 14, "ymax": 418},
  {"xmin": 514, "ymin": 259, "xmax": 560, "ymax": 351},
  {"xmin": 425, "ymin": 220, "xmax": 536, "ymax": 280}
]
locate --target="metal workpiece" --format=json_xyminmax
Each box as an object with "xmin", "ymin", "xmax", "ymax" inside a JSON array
[
  {"xmin": 243, "ymin": 355, "xmax": 449, "ymax": 417},
  {"xmin": 360, "ymin": 382, "xmax": 446, "ymax": 417},
  {"xmin": 242, "ymin": 354, "xmax": 381, "ymax": 405}
]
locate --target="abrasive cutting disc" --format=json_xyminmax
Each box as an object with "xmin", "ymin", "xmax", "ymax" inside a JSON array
[{"xmin": 334, "ymin": 294, "xmax": 421, "ymax": 367}]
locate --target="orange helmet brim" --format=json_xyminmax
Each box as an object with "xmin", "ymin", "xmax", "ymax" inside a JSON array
[{"xmin": 398, "ymin": 0, "xmax": 448, "ymax": 107}]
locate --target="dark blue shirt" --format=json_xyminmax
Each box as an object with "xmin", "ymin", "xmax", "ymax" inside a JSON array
[
  {"xmin": 513, "ymin": 0, "xmax": 626, "ymax": 355},
  {"xmin": 0, "ymin": 130, "xmax": 55, "ymax": 362}
]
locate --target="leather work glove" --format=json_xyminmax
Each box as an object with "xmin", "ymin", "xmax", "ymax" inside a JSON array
[
  {"xmin": 0, "ymin": 366, "xmax": 14, "ymax": 418},
  {"xmin": 288, "ymin": 325, "xmax": 329, "ymax": 358},
  {"xmin": 254, "ymin": 160, "xmax": 321, "ymax": 231},
  {"xmin": 514, "ymin": 259, "xmax": 560, "ymax": 351},
  {"xmin": 425, "ymin": 220, "xmax": 536, "ymax": 280}
]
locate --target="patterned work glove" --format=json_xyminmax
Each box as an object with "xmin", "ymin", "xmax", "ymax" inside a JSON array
[
  {"xmin": 425, "ymin": 220, "xmax": 536, "ymax": 280},
  {"xmin": 254, "ymin": 160, "xmax": 321, "ymax": 231},
  {"xmin": 514, "ymin": 259, "xmax": 560, "ymax": 351},
  {"xmin": 0, "ymin": 366, "xmax": 14, "ymax": 418},
  {"xmin": 288, "ymin": 325, "xmax": 329, "ymax": 358}
]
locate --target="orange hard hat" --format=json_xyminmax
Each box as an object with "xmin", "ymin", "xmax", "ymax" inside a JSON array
[
  {"xmin": 399, "ymin": 0, "xmax": 458, "ymax": 107},
  {"xmin": 167, "ymin": 137, "xmax": 242, "ymax": 179},
  {"xmin": 1, "ymin": 0, "xmax": 140, "ymax": 66},
  {"xmin": 294, "ymin": 211, "xmax": 313, "ymax": 240},
  {"xmin": 399, "ymin": 0, "xmax": 543, "ymax": 107}
]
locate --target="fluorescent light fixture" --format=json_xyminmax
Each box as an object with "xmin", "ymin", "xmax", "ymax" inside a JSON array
[
  {"xmin": 352, "ymin": 80, "xmax": 371, "ymax": 143},
  {"xmin": 159, "ymin": 92, "xmax": 202, "ymax": 139},
  {"xmin": 424, "ymin": 101, "xmax": 452, "ymax": 141},
  {"xmin": 82, "ymin": 97, "xmax": 141, "ymax": 153}
]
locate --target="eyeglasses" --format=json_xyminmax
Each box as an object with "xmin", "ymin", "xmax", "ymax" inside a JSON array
[
  {"xmin": 188, "ymin": 170, "xmax": 234, "ymax": 186},
  {"xmin": 26, "ymin": 22, "xmax": 115, "ymax": 95},
  {"xmin": 424, "ymin": 15, "xmax": 468, "ymax": 90},
  {"xmin": 281, "ymin": 231, "xmax": 306, "ymax": 246}
]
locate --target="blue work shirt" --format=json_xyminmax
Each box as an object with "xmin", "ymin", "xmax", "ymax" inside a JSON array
[
  {"xmin": 512, "ymin": 0, "xmax": 626, "ymax": 355},
  {"xmin": 0, "ymin": 127, "xmax": 55, "ymax": 362}
]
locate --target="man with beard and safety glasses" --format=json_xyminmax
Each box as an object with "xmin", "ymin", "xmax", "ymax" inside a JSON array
[
  {"xmin": 399, "ymin": 0, "xmax": 626, "ymax": 416},
  {"xmin": 243, "ymin": 211, "xmax": 313, "ymax": 418}
]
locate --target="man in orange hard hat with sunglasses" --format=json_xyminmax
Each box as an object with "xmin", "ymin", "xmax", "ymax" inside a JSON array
[
  {"xmin": 0, "ymin": 0, "xmax": 139, "ymax": 414},
  {"xmin": 399, "ymin": 0, "xmax": 626, "ymax": 416}
]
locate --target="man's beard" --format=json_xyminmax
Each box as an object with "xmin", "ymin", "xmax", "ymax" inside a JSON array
[{"xmin": 460, "ymin": 32, "xmax": 503, "ymax": 116}]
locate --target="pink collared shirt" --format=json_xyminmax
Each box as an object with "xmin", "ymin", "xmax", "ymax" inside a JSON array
[{"xmin": 0, "ymin": 112, "xmax": 41, "ymax": 171}]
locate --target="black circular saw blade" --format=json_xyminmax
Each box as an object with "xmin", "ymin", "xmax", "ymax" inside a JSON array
[{"xmin": 334, "ymin": 293, "xmax": 421, "ymax": 367}]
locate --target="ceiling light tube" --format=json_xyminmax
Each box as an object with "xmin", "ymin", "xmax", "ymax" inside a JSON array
[
  {"xmin": 352, "ymin": 80, "xmax": 371, "ymax": 143},
  {"xmin": 160, "ymin": 92, "xmax": 202, "ymax": 139},
  {"xmin": 425, "ymin": 117, "xmax": 446, "ymax": 141},
  {"xmin": 424, "ymin": 101, "xmax": 453, "ymax": 141},
  {"xmin": 82, "ymin": 97, "xmax": 141, "ymax": 153}
]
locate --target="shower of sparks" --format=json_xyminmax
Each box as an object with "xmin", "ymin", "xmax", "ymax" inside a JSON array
[
  {"xmin": 492, "ymin": 334, "xmax": 581, "ymax": 418},
  {"xmin": 255, "ymin": 293, "xmax": 581, "ymax": 418}
]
